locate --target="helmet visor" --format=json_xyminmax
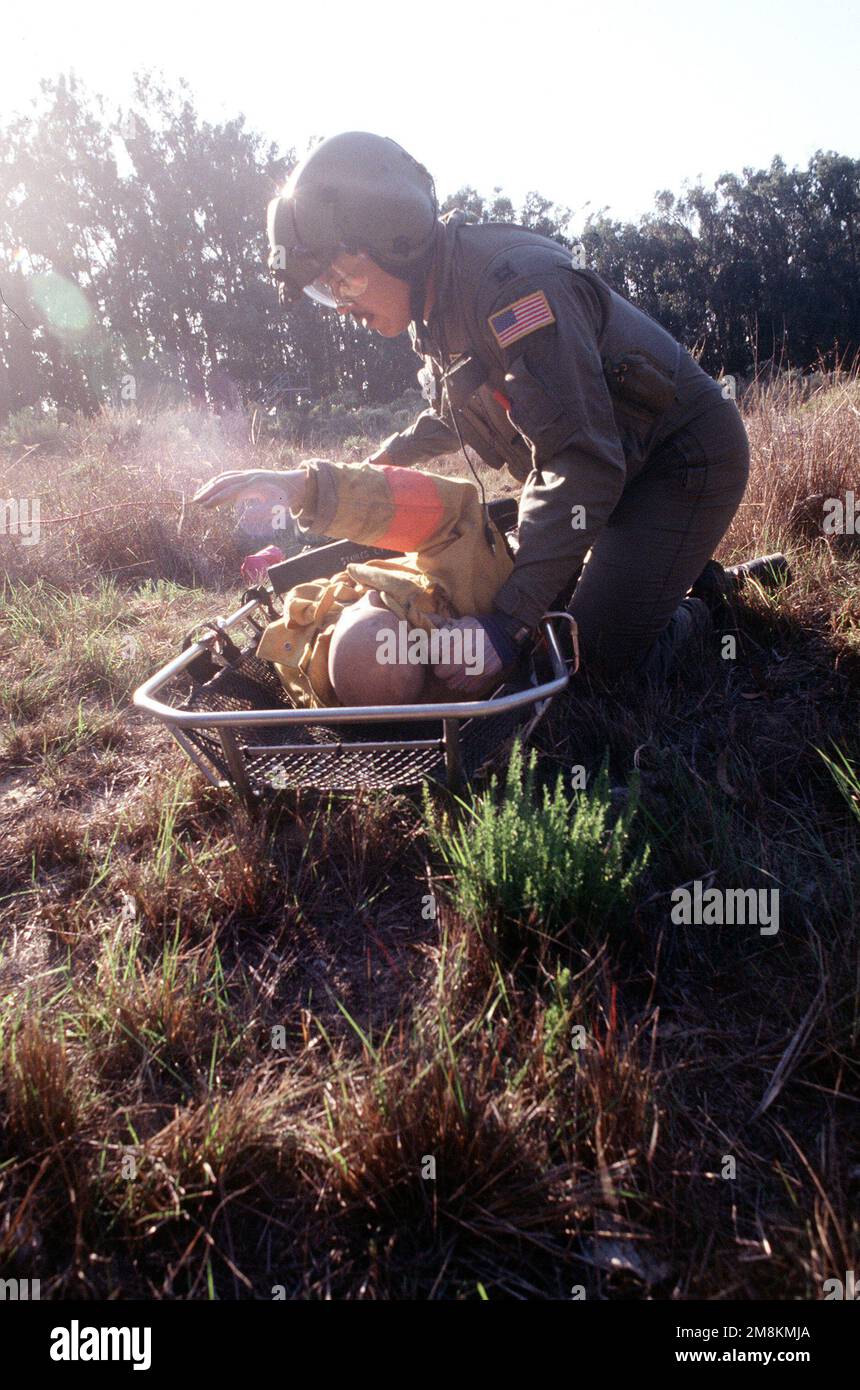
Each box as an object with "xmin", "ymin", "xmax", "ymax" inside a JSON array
[
  {"xmin": 266, "ymin": 196, "xmax": 330, "ymax": 306},
  {"xmin": 266, "ymin": 196, "xmax": 371, "ymax": 310}
]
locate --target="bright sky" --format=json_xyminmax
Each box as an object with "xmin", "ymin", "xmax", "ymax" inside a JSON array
[{"xmin": 3, "ymin": 0, "xmax": 858, "ymax": 231}]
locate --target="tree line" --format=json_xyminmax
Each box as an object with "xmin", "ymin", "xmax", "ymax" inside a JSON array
[{"xmin": 1, "ymin": 72, "xmax": 858, "ymax": 424}]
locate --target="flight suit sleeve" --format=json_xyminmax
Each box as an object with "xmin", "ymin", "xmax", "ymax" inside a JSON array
[
  {"xmin": 476, "ymin": 269, "xmax": 627, "ymax": 630},
  {"xmin": 367, "ymin": 408, "xmax": 461, "ymax": 467}
]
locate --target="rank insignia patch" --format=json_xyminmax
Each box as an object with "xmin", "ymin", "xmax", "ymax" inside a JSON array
[{"xmin": 488, "ymin": 291, "xmax": 556, "ymax": 349}]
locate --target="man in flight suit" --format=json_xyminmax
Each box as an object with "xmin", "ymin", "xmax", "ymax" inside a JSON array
[{"xmin": 226, "ymin": 131, "xmax": 751, "ymax": 692}]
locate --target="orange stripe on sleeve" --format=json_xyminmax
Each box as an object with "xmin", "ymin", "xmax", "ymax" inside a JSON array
[{"xmin": 374, "ymin": 466, "xmax": 447, "ymax": 552}]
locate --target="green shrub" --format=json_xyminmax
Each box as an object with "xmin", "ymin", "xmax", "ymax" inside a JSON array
[
  {"xmin": 818, "ymin": 744, "xmax": 860, "ymax": 825},
  {"xmin": 422, "ymin": 739, "xmax": 650, "ymax": 937},
  {"xmin": 0, "ymin": 405, "xmax": 67, "ymax": 450},
  {"xmin": 272, "ymin": 389, "xmax": 424, "ymax": 452}
]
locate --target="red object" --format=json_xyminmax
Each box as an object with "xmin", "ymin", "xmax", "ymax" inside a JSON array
[
  {"xmin": 240, "ymin": 545, "xmax": 285, "ymax": 584},
  {"xmin": 492, "ymin": 389, "xmax": 512, "ymax": 412}
]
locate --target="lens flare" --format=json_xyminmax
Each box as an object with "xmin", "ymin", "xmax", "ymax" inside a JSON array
[{"xmin": 29, "ymin": 273, "xmax": 93, "ymax": 336}]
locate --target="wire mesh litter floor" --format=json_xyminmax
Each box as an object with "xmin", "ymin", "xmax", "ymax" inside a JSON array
[{"xmin": 176, "ymin": 645, "xmax": 538, "ymax": 794}]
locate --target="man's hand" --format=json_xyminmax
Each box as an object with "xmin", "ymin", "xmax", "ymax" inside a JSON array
[
  {"xmin": 192, "ymin": 468, "xmax": 307, "ymax": 513},
  {"xmin": 429, "ymin": 615, "xmax": 505, "ymax": 693}
]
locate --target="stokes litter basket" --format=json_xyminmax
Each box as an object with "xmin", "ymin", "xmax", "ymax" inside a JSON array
[{"xmin": 133, "ymin": 497, "xmax": 576, "ymax": 801}]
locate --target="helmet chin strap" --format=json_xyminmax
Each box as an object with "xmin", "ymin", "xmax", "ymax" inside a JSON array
[{"xmin": 408, "ymin": 275, "xmax": 427, "ymax": 328}]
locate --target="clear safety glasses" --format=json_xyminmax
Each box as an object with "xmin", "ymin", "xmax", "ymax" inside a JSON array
[{"xmin": 303, "ymin": 266, "xmax": 369, "ymax": 309}]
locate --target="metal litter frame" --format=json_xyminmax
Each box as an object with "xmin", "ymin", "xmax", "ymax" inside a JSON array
[{"xmin": 133, "ymin": 500, "xmax": 576, "ymax": 801}]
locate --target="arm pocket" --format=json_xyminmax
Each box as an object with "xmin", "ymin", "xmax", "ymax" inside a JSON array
[{"xmin": 603, "ymin": 350, "xmax": 678, "ymax": 415}]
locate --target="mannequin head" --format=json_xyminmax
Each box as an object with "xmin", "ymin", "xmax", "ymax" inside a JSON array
[{"xmin": 328, "ymin": 590, "xmax": 427, "ymax": 706}]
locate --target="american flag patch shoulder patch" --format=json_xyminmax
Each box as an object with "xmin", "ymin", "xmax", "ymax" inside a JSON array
[{"xmin": 488, "ymin": 290, "xmax": 556, "ymax": 349}]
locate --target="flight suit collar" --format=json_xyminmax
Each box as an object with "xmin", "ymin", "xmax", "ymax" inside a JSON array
[{"xmin": 411, "ymin": 211, "xmax": 471, "ymax": 364}]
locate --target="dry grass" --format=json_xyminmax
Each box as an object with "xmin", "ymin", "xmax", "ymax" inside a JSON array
[{"xmin": 0, "ymin": 372, "xmax": 857, "ymax": 1299}]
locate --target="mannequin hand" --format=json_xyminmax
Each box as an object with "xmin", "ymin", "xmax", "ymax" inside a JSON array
[{"xmin": 429, "ymin": 615, "xmax": 504, "ymax": 692}]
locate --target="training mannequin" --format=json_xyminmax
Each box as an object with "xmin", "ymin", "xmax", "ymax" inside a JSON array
[{"xmin": 193, "ymin": 457, "xmax": 518, "ymax": 708}]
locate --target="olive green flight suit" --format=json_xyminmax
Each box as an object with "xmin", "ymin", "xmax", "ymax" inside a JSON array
[{"xmin": 369, "ymin": 211, "xmax": 749, "ymax": 678}]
